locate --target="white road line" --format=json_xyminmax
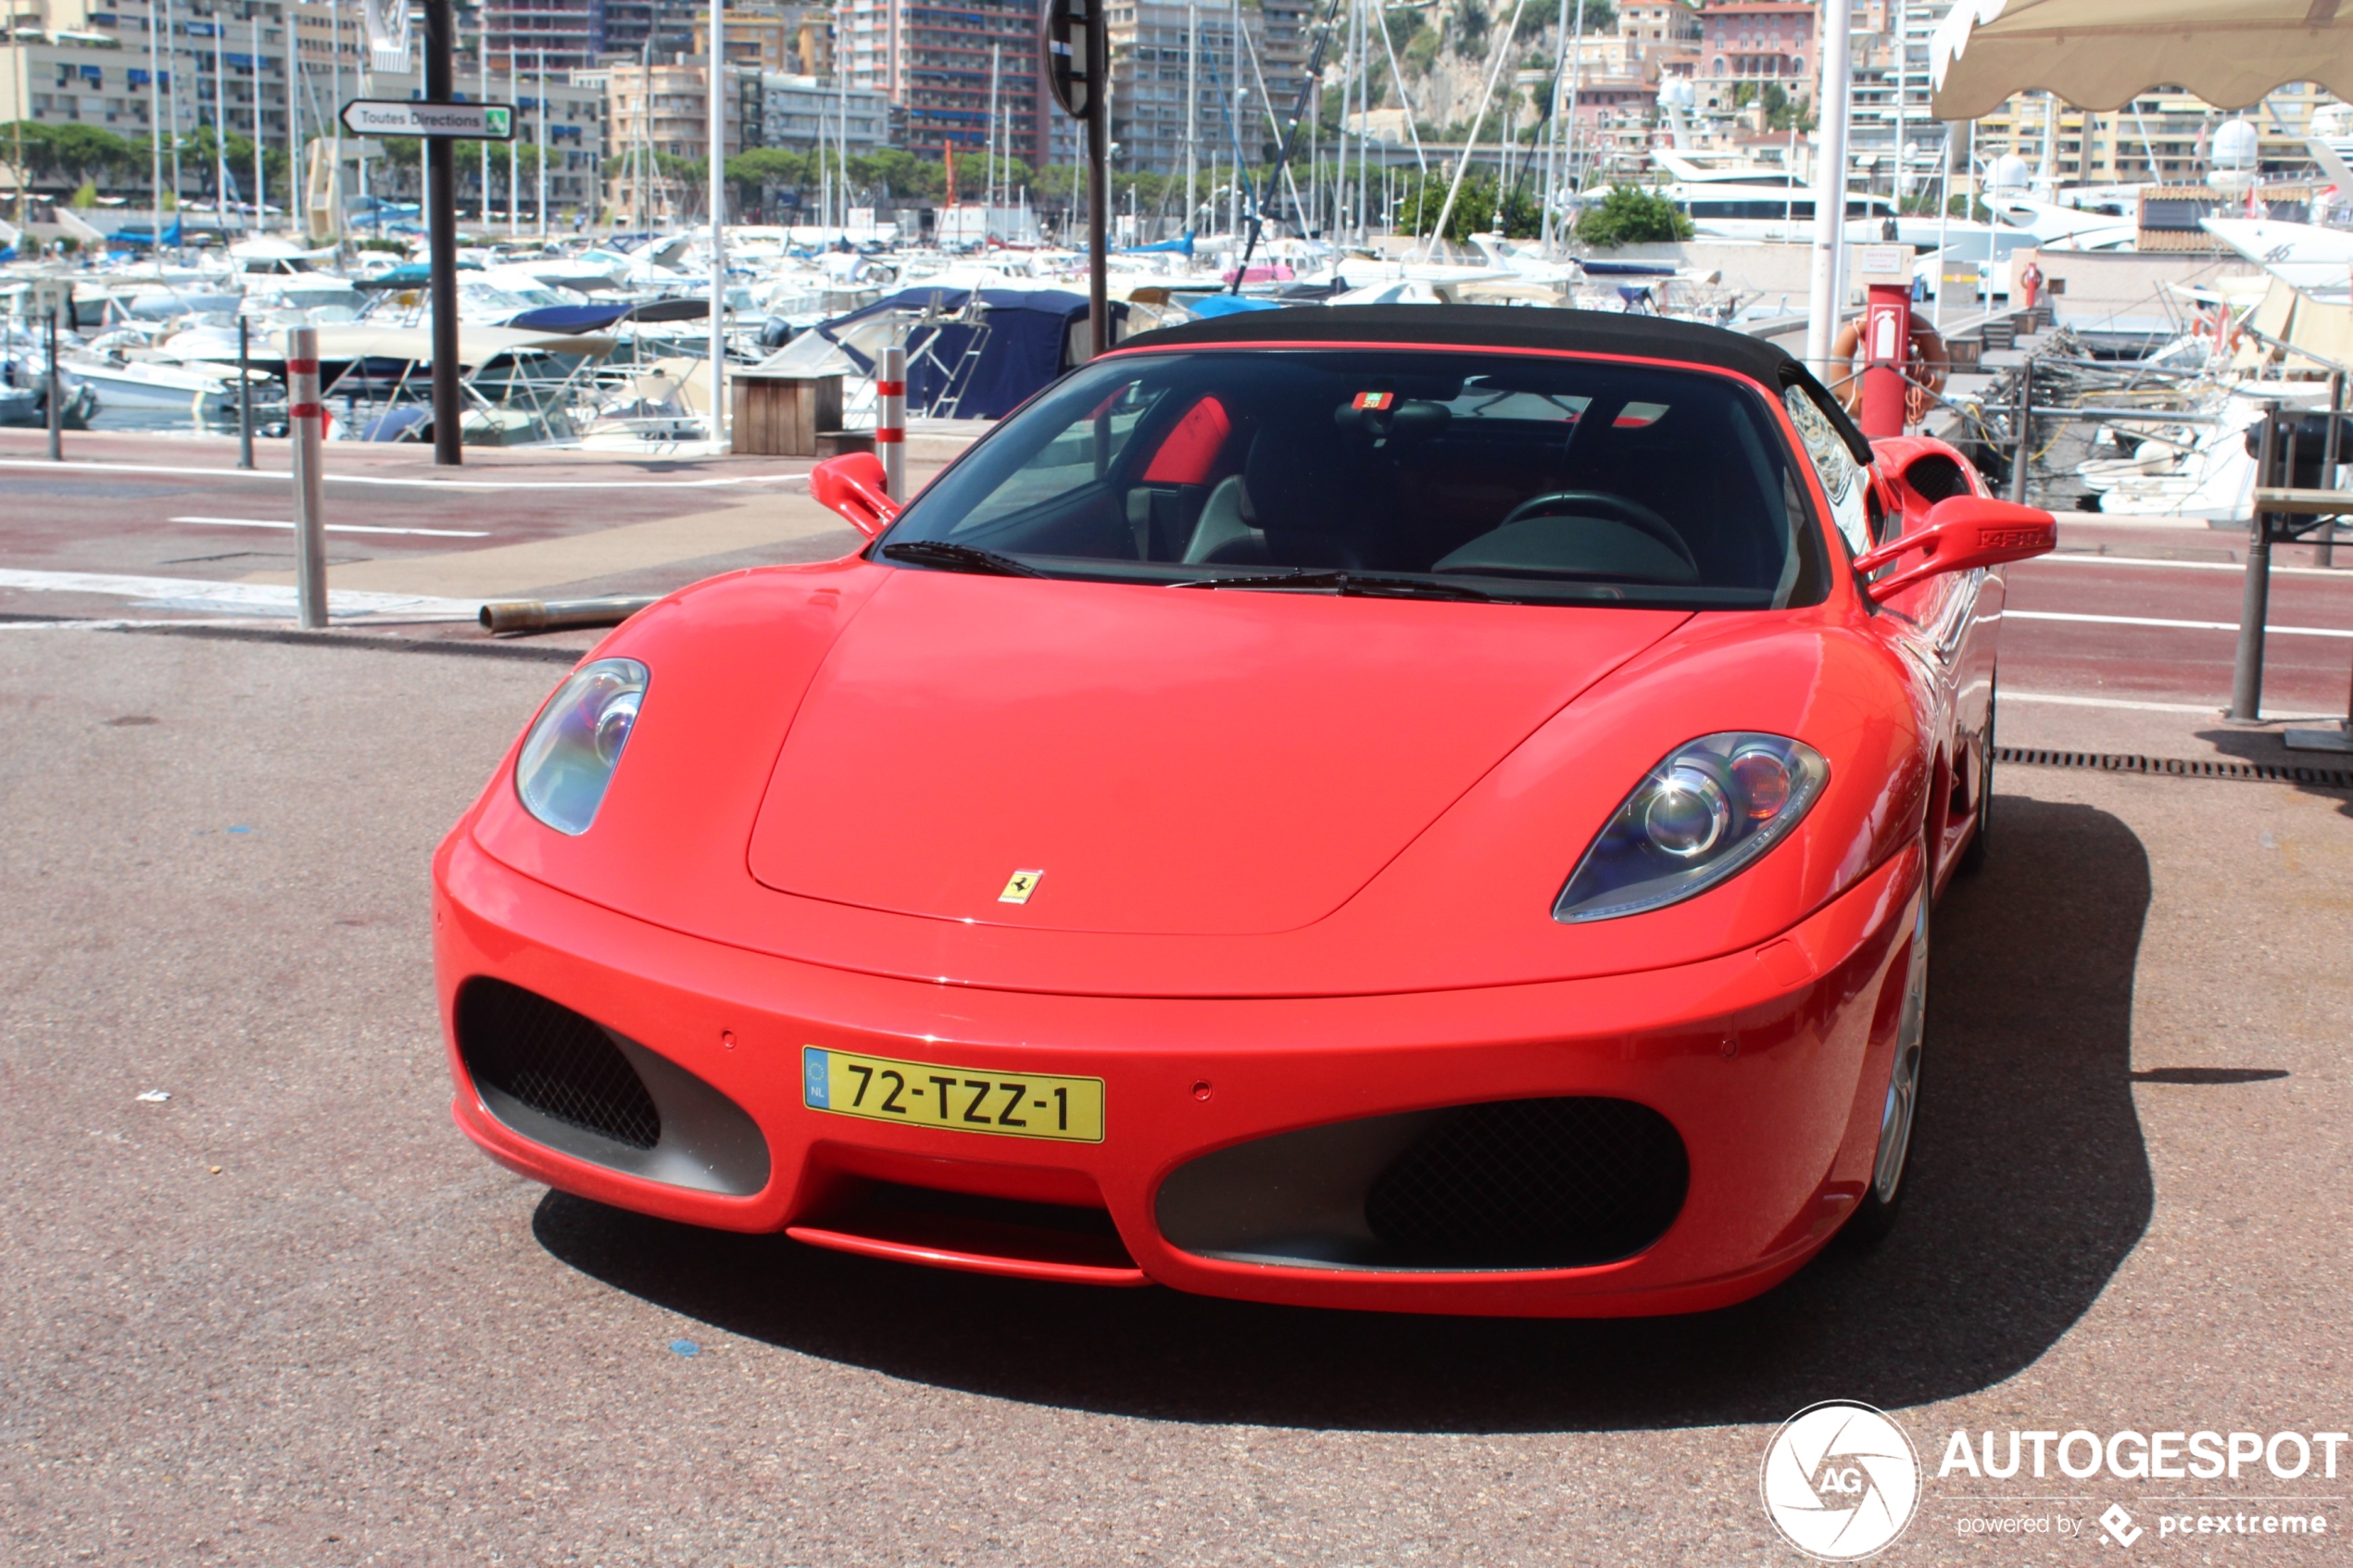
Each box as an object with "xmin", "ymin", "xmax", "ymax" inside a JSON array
[
  {"xmin": 0, "ymin": 568, "xmax": 476, "ymax": 620},
  {"xmin": 0, "ymin": 458, "xmax": 812, "ymax": 491},
  {"xmin": 2031, "ymin": 553, "xmax": 2348, "ymax": 579},
  {"xmin": 170, "ymin": 514, "xmax": 490, "ymax": 538},
  {"xmin": 2006, "ymin": 608, "xmax": 2353, "ymax": 638}
]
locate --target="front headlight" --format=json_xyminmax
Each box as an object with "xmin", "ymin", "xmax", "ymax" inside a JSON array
[
  {"xmin": 1553, "ymin": 732, "xmax": 1829, "ymax": 923},
  {"xmin": 514, "ymin": 658, "xmax": 648, "ymax": 835}
]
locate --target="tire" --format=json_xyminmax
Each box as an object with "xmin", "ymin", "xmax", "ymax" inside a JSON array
[{"xmin": 1843, "ymin": 888, "xmax": 1930, "ymax": 1248}]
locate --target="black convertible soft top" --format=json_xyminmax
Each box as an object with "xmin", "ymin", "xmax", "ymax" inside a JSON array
[{"xmin": 1117, "ymin": 304, "xmax": 1873, "ymax": 464}]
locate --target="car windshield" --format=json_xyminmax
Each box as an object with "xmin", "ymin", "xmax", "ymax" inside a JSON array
[{"xmin": 875, "ymin": 347, "xmax": 1829, "ymax": 608}]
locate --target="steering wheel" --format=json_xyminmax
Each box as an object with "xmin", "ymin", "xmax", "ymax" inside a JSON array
[{"xmin": 1498, "ymin": 491, "xmax": 1698, "ymax": 573}]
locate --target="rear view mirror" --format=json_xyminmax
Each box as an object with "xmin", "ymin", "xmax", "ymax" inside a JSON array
[
  {"xmin": 809, "ymin": 452, "xmax": 900, "ymax": 538},
  {"xmin": 1853, "ymin": 495, "xmax": 2055, "ymax": 603}
]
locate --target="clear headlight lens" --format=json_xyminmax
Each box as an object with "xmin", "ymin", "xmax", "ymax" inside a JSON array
[
  {"xmin": 514, "ymin": 658, "xmax": 649, "ymax": 835},
  {"xmin": 1554, "ymin": 733, "xmax": 1829, "ymax": 923}
]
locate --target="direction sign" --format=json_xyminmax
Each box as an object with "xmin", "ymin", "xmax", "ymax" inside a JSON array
[{"xmin": 339, "ymin": 99, "xmax": 514, "ymax": 140}]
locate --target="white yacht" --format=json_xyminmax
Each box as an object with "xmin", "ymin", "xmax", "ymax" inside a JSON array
[{"xmin": 1647, "ymin": 150, "xmax": 1903, "ymax": 243}]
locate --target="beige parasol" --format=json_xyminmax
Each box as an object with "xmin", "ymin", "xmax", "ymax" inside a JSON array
[{"xmin": 1931, "ymin": 0, "xmax": 2353, "ymax": 120}]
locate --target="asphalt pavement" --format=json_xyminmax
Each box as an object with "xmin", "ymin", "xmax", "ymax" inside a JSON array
[{"xmin": 3, "ymin": 625, "xmax": 2348, "ymax": 1566}]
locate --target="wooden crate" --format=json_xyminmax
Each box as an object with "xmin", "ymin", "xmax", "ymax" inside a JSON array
[{"xmin": 731, "ymin": 372, "xmax": 843, "ymax": 457}]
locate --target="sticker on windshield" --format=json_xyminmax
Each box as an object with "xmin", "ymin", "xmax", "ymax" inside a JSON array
[{"xmin": 1352, "ymin": 391, "xmax": 1395, "ymax": 411}]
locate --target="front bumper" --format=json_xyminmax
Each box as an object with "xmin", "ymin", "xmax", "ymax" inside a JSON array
[{"xmin": 434, "ymin": 828, "xmax": 1922, "ymax": 1317}]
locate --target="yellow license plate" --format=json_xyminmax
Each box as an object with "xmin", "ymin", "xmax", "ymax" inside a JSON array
[{"xmin": 801, "ymin": 1047, "xmax": 1104, "ymax": 1142}]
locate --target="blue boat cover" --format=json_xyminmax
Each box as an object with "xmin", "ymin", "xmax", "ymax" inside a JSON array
[
  {"xmin": 359, "ymin": 261, "xmax": 484, "ymax": 290},
  {"xmin": 1124, "ymin": 232, "xmax": 1195, "ymax": 256},
  {"xmin": 1185, "ymin": 293, "xmax": 1287, "ymax": 319},
  {"xmin": 504, "ymin": 303, "xmax": 634, "ymax": 332},
  {"xmin": 815, "ymin": 288, "xmax": 1126, "ymax": 420}
]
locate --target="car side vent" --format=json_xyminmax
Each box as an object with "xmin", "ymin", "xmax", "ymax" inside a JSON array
[
  {"xmin": 456, "ymin": 978, "xmax": 661, "ymax": 1150},
  {"xmin": 1364, "ymin": 1097, "xmax": 1689, "ymax": 1268}
]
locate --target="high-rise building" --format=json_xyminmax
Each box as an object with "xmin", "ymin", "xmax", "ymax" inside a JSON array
[
  {"xmin": 1846, "ymin": 0, "xmax": 1949, "ymax": 199},
  {"xmin": 837, "ymin": 0, "xmax": 1045, "ymax": 164},
  {"xmin": 1102, "ymin": 0, "xmax": 1233, "ymax": 180},
  {"xmin": 597, "ymin": 0, "xmax": 700, "ymax": 63},
  {"xmin": 1102, "ymin": 0, "xmax": 1309, "ymax": 178},
  {"xmin": 483, "ymin": 0, "xmax": 602, "ymax": 75}
]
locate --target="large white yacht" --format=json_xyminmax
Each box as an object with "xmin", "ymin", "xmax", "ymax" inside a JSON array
[{"xmin": 1646, "ymin": 150, "xmax": 1902, "ymax": 242}]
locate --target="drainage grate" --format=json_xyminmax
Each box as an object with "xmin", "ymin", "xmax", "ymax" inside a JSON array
[
  {"xmin": 1364, "ymin": 1097, "xmax": 1689, "ymax": 1269},
  {"xmin": 456, "ymin": 979, "xmax": 662, "ymax": 1149},
  {"xmin": 1996, "ymin": 746, "xmax": 2353, "ymax": 789}
]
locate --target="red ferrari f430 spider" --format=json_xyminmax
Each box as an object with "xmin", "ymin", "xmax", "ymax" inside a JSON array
[{"xmin": 434, "ymin": 306, "xmax": 2054, "ymax": 1316}]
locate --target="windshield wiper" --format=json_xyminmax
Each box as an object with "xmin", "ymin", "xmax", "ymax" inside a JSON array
[
  {"xmin": 879, "ymin": 540, "xmax": 1045, "ymax": 578},
  {"xmin": 1171, "ymin": 570, "xmax": 1492, "ymax": 601}
]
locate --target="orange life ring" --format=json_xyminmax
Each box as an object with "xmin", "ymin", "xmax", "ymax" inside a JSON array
[{"xmin": 1831, "ymin": 318, "xmax": 1950, "ymax": 427}]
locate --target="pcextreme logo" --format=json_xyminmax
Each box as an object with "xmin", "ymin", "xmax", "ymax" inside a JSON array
[{"xmin": 1762, "ymin": 1401, "xmax": 1923, "ymax": 1561}]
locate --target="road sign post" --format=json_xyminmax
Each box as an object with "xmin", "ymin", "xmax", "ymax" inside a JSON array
[{"xmin": 341, "ymin": 29, "xmax": 508, "ymax": 465}]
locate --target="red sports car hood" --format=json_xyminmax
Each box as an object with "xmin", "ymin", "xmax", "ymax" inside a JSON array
[{"xmin": 747, "ymin": 570, "xmax": 1688, "ymax": 935}]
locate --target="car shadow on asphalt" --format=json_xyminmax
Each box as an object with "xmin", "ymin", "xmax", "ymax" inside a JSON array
[{"xmin": 532, "ymin": 796, "xmax": 2155, "ymax": 1433}]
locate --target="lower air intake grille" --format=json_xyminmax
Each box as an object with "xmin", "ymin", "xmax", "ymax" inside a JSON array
[
  {"xmin": 457, "ymin": 979, "xmax": 661, "ymax": 1150},
  {"xmin": 1364, "ymin": 1097, "xmax": 1688, "ymax": 1268}
]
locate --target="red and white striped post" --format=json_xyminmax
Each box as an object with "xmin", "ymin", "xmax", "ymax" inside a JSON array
[
  {"xmin": 877, "ymin": 342, "xmax": 906, "ymax": 502},
  {"xmin": 286, "ymin": 326, "xmax": 329, "ymax": 630}
]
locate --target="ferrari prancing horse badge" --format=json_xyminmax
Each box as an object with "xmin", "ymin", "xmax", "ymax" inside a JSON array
[{"xmin": 999, "ymin": 869, "xmax": 1043, "ymax": 905}]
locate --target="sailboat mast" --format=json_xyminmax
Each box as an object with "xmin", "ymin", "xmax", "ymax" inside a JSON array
[
  {"xmin": 251, "ymin": 11, "xmax": 263, "ymax": 233},
  {"xmin": 1185, "ymin": 0, "xmax": 1198, "ymax": 233},
  {"xmin": 212, "ymin": 8, "xmax": 229, "ymax": 232},
  {"xmin": 149, "ymin": 0, "xmax": 164, "ymax": 238}
]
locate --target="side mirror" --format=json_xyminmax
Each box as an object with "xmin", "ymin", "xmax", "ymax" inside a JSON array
[
  {"xmin": 1853, "ymin": 495, "xmax": 2055, "ymax": 603},
  {"xmin": 808, "ymin": 451, "xmax": 900, "ymax": 538}
]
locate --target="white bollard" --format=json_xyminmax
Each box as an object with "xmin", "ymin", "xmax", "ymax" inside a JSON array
[
  {"xmin": 286, "ymin": 326, "xmax": 329, "ymax": 631},
  {"xmin": 878, "ymin": 343, "xmax": 906, "ymax": 503}
]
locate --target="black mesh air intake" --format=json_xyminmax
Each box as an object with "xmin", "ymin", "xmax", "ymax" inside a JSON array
[
  {"xmin": 1364, "ymin": 1097, "xmax": 1688, "ymax": 1268},
  {"xmin": 456, "ymin": 979, "xmax": 661, "ymax": 1150}
]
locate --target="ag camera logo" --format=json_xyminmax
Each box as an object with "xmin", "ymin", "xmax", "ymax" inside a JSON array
[{"xmin": 1762, "ymin": 1400, "xmax": 1922, "ymax": 1560}]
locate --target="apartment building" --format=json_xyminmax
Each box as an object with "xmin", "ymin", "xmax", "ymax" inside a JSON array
[
  {"xmin": 1100, "ymin": 0, "xmax": 1311, "ymax": 177},
  {"xmin": 1101, "ymin": 0, "xmax": 1231, "ymax": 178},
  {"xmin": 1967, "ymin": 84, "xmax": 2338, "ymax": 188},
  {"xmin": 585, "ymin": 56, "xmax": 754, "ymax": 211},
  {"xmin": 760, "ymin": 70, "xmax": 886, "ymax": 150},
  {"xmin": 832, "ymin": 0, "xmax": 1045, "ymax": 163},
  {"xmin": 1694, "ymin": 0, "xmax": 1813, "ymax": 112},
  {"xmin": 1845, "ymin": 0, "xmax": 1948, "ymax": 194},
  {"xmin": 0, "ymin": 0, "xmax": 295, "ymax": 205},
  {"xmin": 481, "ymin": 0, "xmax": 599, "ymax": 74}
]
